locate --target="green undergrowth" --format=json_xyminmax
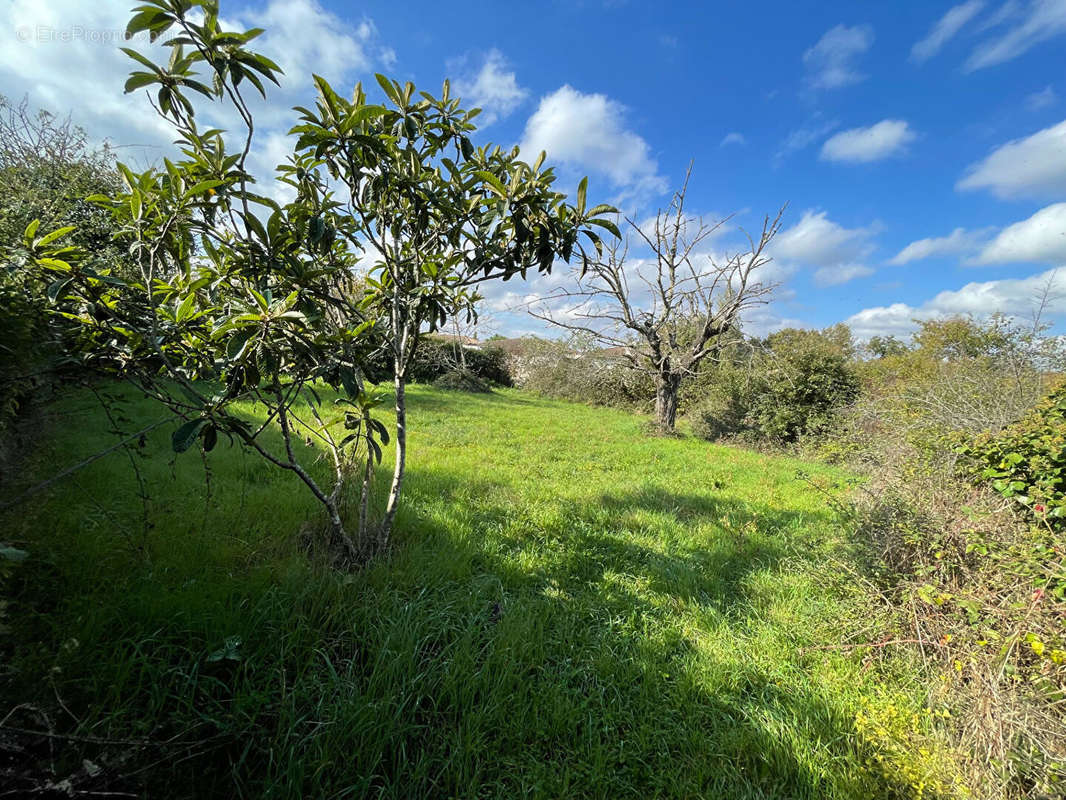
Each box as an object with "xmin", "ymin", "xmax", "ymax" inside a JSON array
[{"xmin": 1, "ymin": 384, "xmax": 964, "ymax": 798}]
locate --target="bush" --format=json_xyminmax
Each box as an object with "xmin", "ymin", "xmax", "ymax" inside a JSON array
[
  {"xmin": 0, "ymin": 97, "xmax": 125, "ymax": 439},
  {"xmin": 0, "ymin": 278, "xmax": 52, "ymax": 433},
  {"xmin": 362, "ymin": 337, "xmax": 513, "ymax": 387},
  {"xmin": 433, "ymin": 368, "xmax": 492, "ymax": 393},
  {"xmin": 511, "ymin": 336, "xmax": 654, "ymax": 411},
  {"xmin": 960, "ymin": 381, "xmax": 1066, "ymax": 532},
  {"xmin": 748, "ymin": 342, "xmax": 859, "ymax": 441},
  {"xmin": 813, "ymin": 316, "xmax": 1066, "ymax": 796},
  {"xmin": 690, "ymin": 326, "xmax": 860, "ymax": 443},
  {"xmin": 409, "ymin": 339, "xmax": 512, "ymax": 386},
  {"xmin": 688, "ymin": 360, "xmax": 756, "ymax": 441}
]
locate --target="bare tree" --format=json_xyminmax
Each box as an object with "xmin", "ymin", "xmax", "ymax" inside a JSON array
[
  {"xmin": 444, "ymin": 307, "xmax": 499, "ymax": 371},
  {"xmin": 534, "ymin": 167, "xmax": 784, "ymax": 431}
]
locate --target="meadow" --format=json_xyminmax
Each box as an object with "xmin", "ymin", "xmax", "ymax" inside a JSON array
[{"xmin": 1, "ymin": 384, "xmax": 955, "ymax": 798}]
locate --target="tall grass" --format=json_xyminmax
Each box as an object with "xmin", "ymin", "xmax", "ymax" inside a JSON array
[{"xmin": 2, "ymin": 385, "xmax": 958, "ymax": 797}]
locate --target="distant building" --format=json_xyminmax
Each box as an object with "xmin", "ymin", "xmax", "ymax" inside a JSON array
[{"xmin": 428, "ymin": 333, "xmax": 482, "ymax": 350}]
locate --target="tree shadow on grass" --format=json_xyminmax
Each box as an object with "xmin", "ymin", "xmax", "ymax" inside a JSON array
[
  {"xmin": 401, "ymin": 470, "xmax": 829, "ymax": 614},
  {"xmin": 379, "ymin": 467, "xmax": 917, "ymax": 799}
]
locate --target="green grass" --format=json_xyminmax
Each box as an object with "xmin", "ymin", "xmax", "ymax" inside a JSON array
[{"xmin": 1, "ymin": 384, "xmax": 951, "ymax": 798}]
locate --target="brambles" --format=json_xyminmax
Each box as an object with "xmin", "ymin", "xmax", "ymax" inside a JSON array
[
  {"xmin": 819, "ymin": 317, "xmax": 1066, "ymax": 797},
  {"xmin": 961, "ymin": 382, "xmax": 1066, "ymax": 531}
]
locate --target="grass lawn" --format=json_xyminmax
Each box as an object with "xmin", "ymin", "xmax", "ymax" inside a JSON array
[{"xmin": 1, "ymin": 384, "xmax": 955, "ymax": 798}]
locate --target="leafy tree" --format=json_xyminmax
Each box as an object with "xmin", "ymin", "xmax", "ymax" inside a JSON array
[
  {"xmin": 290, "ymin": 73, "xmax": 618, "ymax": 540},
  {"xmin": 693, "ymin": 326, "xmax": 860, "ymax": 443},
  {"xmin": 867, "ymin": 334, "xmax": 908, "ymax": 359},
  {"xmin": 18, "ymin": 1, "xmax": 381, "ymax": 562},
  {"xmin": 912, "ymin": 316, "xmax": 1012, "ymax": 361},
  {"xmin": 18, "ymin": 0, "xmax": 614, "ymax": 561},
  {"xmin": 748, "ymin": 327, "xmax": 860, "ymax": 441}
]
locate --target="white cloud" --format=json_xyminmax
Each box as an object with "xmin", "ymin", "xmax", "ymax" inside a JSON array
[
  {"xmin": 0, "ymin": 0, "xmax": 389, "ymax": 182},
  {"xmin": 741, "ymin": 307, "xmax": 810, "ymax": 337},
  {"xmin": 720, "ymin": 132, "xmax": 746, "ymax": 147},
  {"xmin": 775, "ymin": 210, "xmax": 878, "ymax": 271},
  {"xmin": 966, "ymin": 0, "xmax": 1066, "ymax": 70},
  {"xmin": 976, "ymin": 0, "xmax": 1025, "ymax": 32},
  {"xmin": 845, "ymin": 303, "xmax": 924, "ymax": 339},
  {"xmin": 974, "ymin": 203, "xmax": 1066, "ymax": 263},
  {"xmin": 775, "ymin": 115, "xmax": 839, "ymax": 163},
  {"xmin": 957, "ymin": 119, "xmax": 1066, "ymax": 198},
  {"xmin": 802, "ymin": 24, "xmax": 874, "ymax": 90},
  {"xmin": 242, "ymin": 0, "xmax": 378, "ymax": 86},
  {"xmin": 846, "ymin": 267, "xmax": 1066, "ymax": 338},
  {"xmin": 519, "ymin": 85, "xmax": 666, "ymax": 198},
  {"xmin": 820, "ymin": 120, "xmax": 917, "ymax": 163},
  {"xmin": 889, "ymin": 227, "xmax": 993, "ymax": 264},
  {"xmin": 1026, "ymin": 85, "xmax": 1057, "ymax": 110},
  {"xmin": 911, "ymin": 1, "xmax": 985, "ymax": 62},
  {"xmin": 0, "ymin": 2, "xmax": 174, "ymax": 159},
  {"xmin": 452, "ymin": 49, "xmax": 528, "ymax": 126},
  {"xmin": 814, "ymin": 264, "xmax": 875, "ymax": 286}
]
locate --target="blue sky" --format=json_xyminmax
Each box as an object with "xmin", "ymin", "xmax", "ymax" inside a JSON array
[{"xmin": 2, "ymin": 0, "xmax": 1065, "ymax": 339}]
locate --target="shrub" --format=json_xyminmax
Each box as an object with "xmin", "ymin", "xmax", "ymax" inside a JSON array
[
  {"xmin": 814, "ymin": 316, "xmax": 1066, "ymax": 796},
  {"xmin": 409, "ymin": 339, "xmax": 512, "ymax": 386},
  {"xmin": 511, "ymin": 335, "xmax": 654, "ymax": 410},
  {"xmin": 688, "ymin": 360, "xmax": 756, "ymax": 441},
  {"xmin": 690, "ymin": 327, "xmax": 860, "ymax": 443},
  {"xmin": 0, "ymin": 97, "xmax": 125, "ymax": 438},
  {"xmin": 960, "ymin": 382, "xmax": 1066, "ymax": 532},
  {"xmin": 833, "ymin": 458, "xmax": 1066, "ymax": 797},
  {"xmin": 433, "ymin": 369, "xmax": 493, "ymax": 393},
  {"xmin": 747, "ymin": 343, "xmax": 859, "ymax": 441}
]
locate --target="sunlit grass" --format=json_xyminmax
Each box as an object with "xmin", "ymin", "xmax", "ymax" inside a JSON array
[{"xmin": 2, "ymin": 384, "xmax": 956, "ymax": 798}]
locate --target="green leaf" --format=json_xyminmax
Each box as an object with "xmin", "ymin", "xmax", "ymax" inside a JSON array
[
  {"xmin": 36, "ymin": 258, "xmax": 73, "ymax": 272},
  {"xmin": 185, "ymin": 179, "xmax": 223, "ymax": 198},
  {"xmin": 374, "ymin": 73, "xmax": 401, "ymax": 106},
  {"xmin": 46, "ymin": 278, "xmax": 72, "ymax": 303},
  {"xmin": 35, "ymin": 226, "xmax": 76, "ymax": 247},
  {"xmin": 249, "ymin": 287, "xmax": 269, "ymax": 312},
  {"xmin": 476, "ymin": 170, "xmax": 508, "ymax": 198},
  {"xmin": 206, "ymin": 635, "xmax": 241, "ymax": 663},
  {"xmin": 313, "ymin": 74, "xmax": 345, "ymax": 116},
  {"xmin": 124, "ymin": 72, "xmax": 159, "ymax": 93},
  {"xmin": 176, "ymin": 291, "xmax": 197, "ymax": 323},
  {"xmin": 585, "ymin": 217, "xmax": 621, "ymax": 239},
  {"xmin": 0, "ymin": 545, "xmax": 28, "ymax": 562},
  {"xmin": 126, "ymin": 7, "xmax": 172, "ymax": 37},
  {"xmin": 225, "ymin": 330, "xmax": 255, "ymax": 359},
  {"xmin": 576, "ymin": 176, "xmax": 587, "ymax": 216},
  {"xmin": 120, "ymin": 47, "xmax": 161, "ymax": 73},
  {"xmin": 172, "ymin": 418, "xmax": 207, "ymax": 453},
  {"xmin": 201, "ymin": 425, "xmax": 218, "ymax": 452}
]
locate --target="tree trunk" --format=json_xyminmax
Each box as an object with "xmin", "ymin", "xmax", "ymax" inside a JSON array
[
  {"xmin": 325, "ymin": 498, "xmax": 358, "ymax": 564},
  {"xmin": 380, "ymin": 365, "xmax": 406, "ymax": 546},
  {"xmin": 272, "ymin": 394, "xmax": 358, "ymax": 564},
  {"xmin": 654, "ymin": 372, "xmax": 681, "ymax": 431},
  {"xmin": 357, "ymin": 435, "xmax": 373, "ymax": 551}
]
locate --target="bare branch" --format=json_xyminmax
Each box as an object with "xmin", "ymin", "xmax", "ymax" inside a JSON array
[{"xmin": 534, "ymin": 166, "xmax": 785, "ymax": 430}]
